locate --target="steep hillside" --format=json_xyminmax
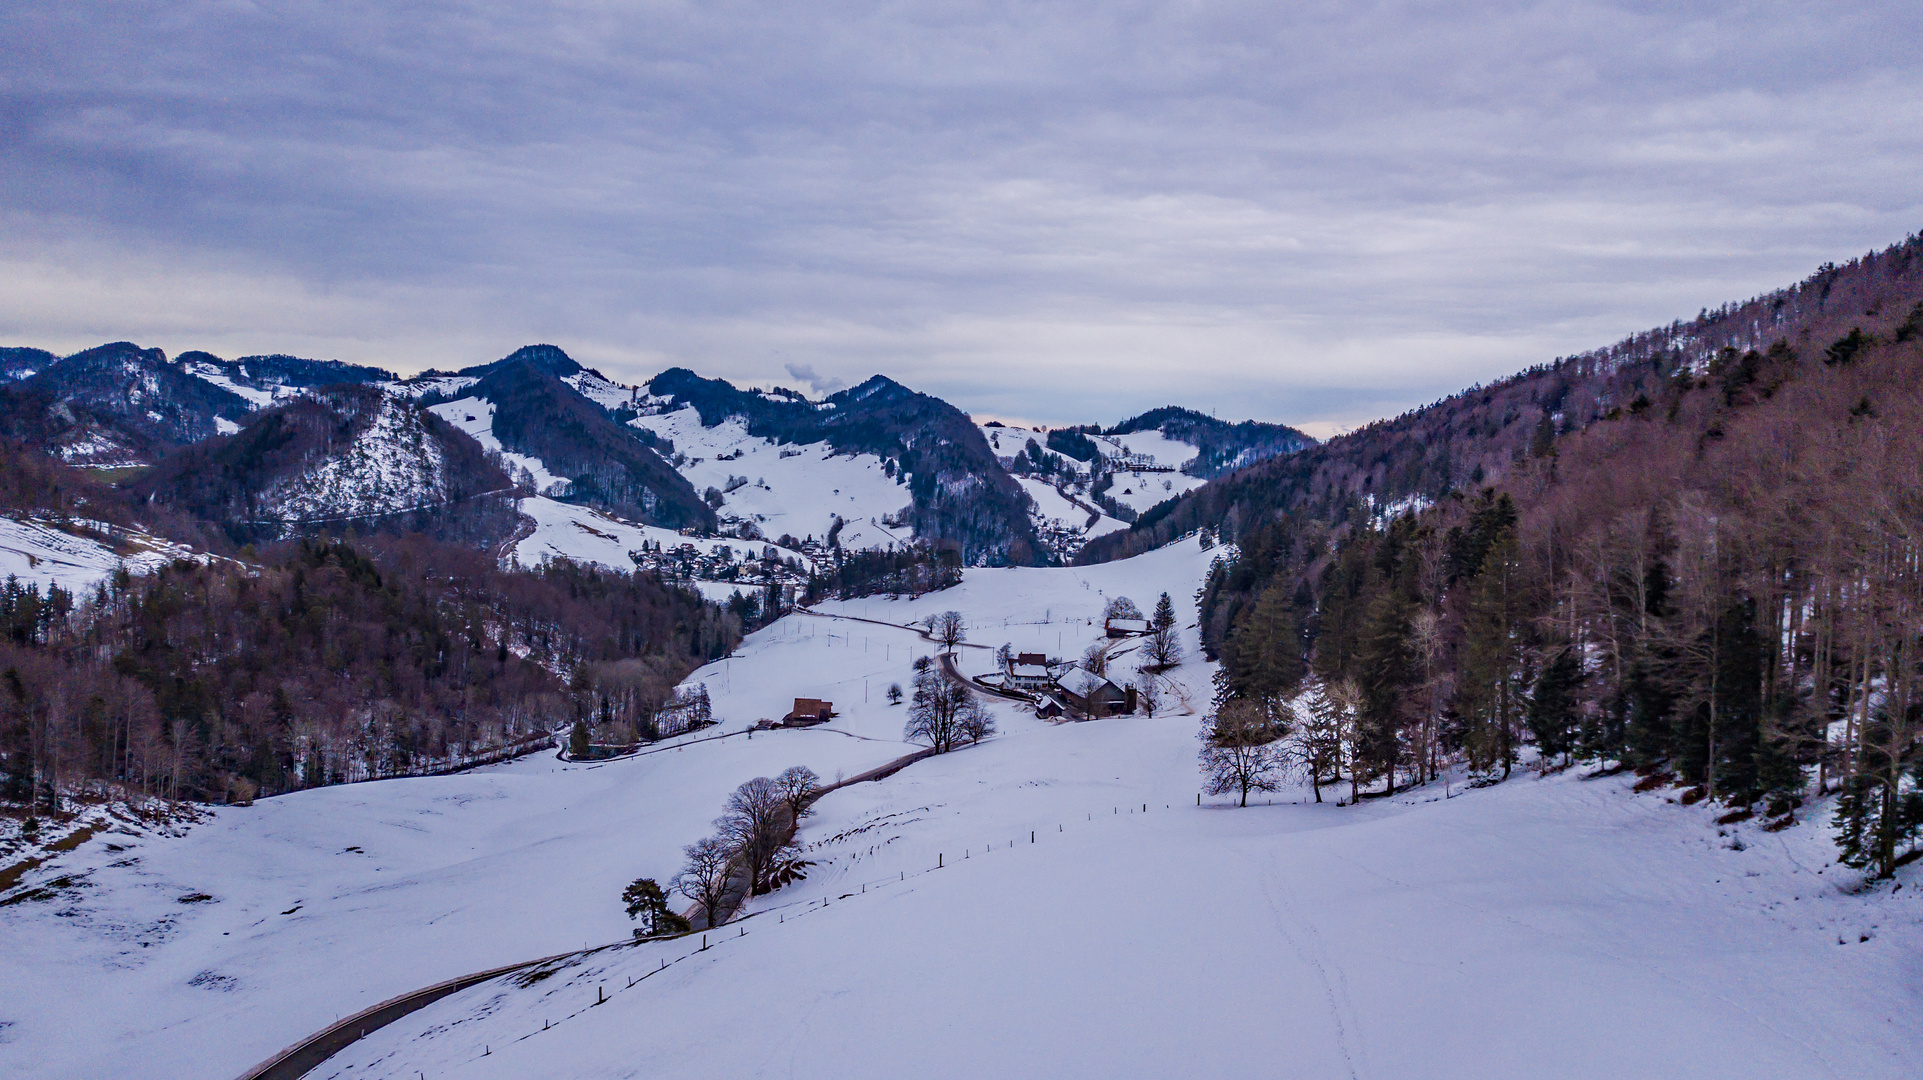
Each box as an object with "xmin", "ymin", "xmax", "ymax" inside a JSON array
[
  {"xmin": 646, "ymin": 369, "xmax": 1045, "ymax": 564},
  {"xmin": 133, "ymin": 385, "xmax": 517, "ymax": 545},
  {"xmin": 454, "ymin": 348, "xmax": 714, "ymax": 531},
  {"xmin": 0, "ymin": 342, "xmax": 252, "ymax": 464},
  {"xmin": 0, "ymin": 347, "xmax": 54, "ymax": 383},
  {"xmin": 1082, "ymin": 235, "xmax": 1923, "ymax": 565}
]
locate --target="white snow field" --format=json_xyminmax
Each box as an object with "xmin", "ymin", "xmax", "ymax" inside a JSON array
[
  {"xmin": 629, "ymin": 406, "xmax": 910, "ymax": 551},
  {"xmin": 507, "ymin": 496, "xmax": 815, "ymax": 580},
  {"xmin": 0, "ymin": 515, "xmax": 200, "ymax": 594},
  {"xmin": 2, "ymin": 538, "xmax": 1918, "ymax": 1080}
]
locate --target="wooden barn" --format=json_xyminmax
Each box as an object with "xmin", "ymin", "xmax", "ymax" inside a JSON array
[
  {"xmin": 1057, "ymin": 669, "xmax": 1136, "ymax": 716},
  {"xmin": 783, "ymin": 698, "xmax": 836, "ymax": 726}
]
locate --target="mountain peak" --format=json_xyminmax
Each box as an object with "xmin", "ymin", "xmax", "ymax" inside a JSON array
[{"xmin": 495, "ymin": 344, "xmax": 581, "ymax": 377}]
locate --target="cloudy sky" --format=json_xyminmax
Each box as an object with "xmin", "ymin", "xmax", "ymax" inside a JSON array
[{"xmin": 3, "ymin": 2, "xmax": 1919, "ymax": 435}]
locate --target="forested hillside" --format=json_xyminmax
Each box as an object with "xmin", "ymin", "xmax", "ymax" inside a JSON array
[
  {"xmin": 1192, "ymin": 235, "xmax": 1923, "ymax": 876},
  {"xmin": 1082, "ymin": 237, "xmax": 1923, "ymax": 565},
  {"xmin": 0, "ymin": 537, "xmax": 740, "ymax": 806},
  {"xmin": 132, "ymin": 385, "xmax": 520, "ymax": 547},
  {"xmin": 469, "ymin": 351, "xmax": 715, "ymax": 530}
]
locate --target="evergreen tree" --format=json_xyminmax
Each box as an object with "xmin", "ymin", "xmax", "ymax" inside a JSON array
[
  {"xmin": 1455, "ymin": 530, "xmax": 1526, "ymax": 778},
  {"xmin": 622, "ymin": 877, "xmax": 691, "ymax": 937},
  {"xmin": 1352, "ymin": 588, "xmax": 1416, "ymax": 793},
  {"xmin": 1526, "ymin": 646, "xmax": 1584, "ymax": 766},
  {"xmin": 1152, "ymin": 592, "xmax": 1177, "ymax": 634}
]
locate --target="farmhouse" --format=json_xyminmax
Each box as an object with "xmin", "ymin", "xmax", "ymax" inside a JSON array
[
  {"xmin": 1105, "ymin": 617, "xmax": 1149, "ymax": 638},
  {"xmin": 1006, "ymin": 652, "xmax": 1069, "ymax": 691},
  {"xmin": 1057, "ymin": 668, "xmax": 1136, "ymax": 716},
  {"xmin": 783, "ymin": 698, "xmax": 836, "ymax": 726}
]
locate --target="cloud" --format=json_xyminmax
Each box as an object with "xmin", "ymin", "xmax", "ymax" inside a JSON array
[
  {"xmin": 783, "ymin": 362, "xmax": 844, "ymax": 395},
  {"xmin": 2, "ymin": 1, "xmax": 1920, "ymax": 430}
]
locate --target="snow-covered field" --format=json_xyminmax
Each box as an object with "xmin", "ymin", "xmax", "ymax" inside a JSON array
[
  {"xmin": 3, "ymin": 537, "xmax": 1918, "ymax": 1080},
  {"xmin": 0, "ymin": 515, "xmax": 200, "ymax": 594},
  {"xmin": 509, "ymin": 496, "xmax": 814, "ymax": 580},
  {"xmin": 630, "ymin": 407, "xmax": 910, "ymax": 550}
]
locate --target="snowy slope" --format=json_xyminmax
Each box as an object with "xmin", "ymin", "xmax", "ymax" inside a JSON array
[
  {"xmin": 1102, "ymin": 428, "xmax": 1199, "ymax": 469},
  {"xmin": 0, "ymin": 516, "xmax": 199, "ymax": 594},
  {"xmin": 629, "ymin": 406, "xmax": 911, "ymax": 550},
  {"xmin": 428, "ymin": 397, "xmax": 573, "ymax": 496},
  {"xmin": 510, "ymin": 496, "xmax": 815, "ymax": 577},
  {"xmin": 4, "ymin": 537, "xmax": 1918, "ymax": 1080},
  {"xmin": 1102, "ymin": 466, "xmax": 1208, "ymax": 514}
]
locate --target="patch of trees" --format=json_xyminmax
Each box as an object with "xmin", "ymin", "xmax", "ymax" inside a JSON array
[
  {"xmin": 1201, "ymin": 312, "xmax": 1923, "ymax": 875},
  {"xmin": 0, "ymin": 535, "xmax": 740, "ymax": 807},
  {"xmin": 804, "ymin": 545, "xmax": 962, "ymax": 601},
  {"xmin": 1045, "ymin": 426, "xmax": 1099, "ymax": 462},
  {"xmin": 133, "ymin": 385, "xmax": 520, "ymax": 548},
  {"xmin": 670, "ymin": 766, "xmax": 821, "ymax": 927}
]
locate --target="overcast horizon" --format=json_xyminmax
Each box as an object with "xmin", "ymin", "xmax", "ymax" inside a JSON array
[{"xmin": 4, "ymin": 1, "xmax": 1920, "ymax": 438}]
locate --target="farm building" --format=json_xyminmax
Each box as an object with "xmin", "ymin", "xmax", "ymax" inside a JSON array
[
  {"xmin": 1105, "ymin": 617, "xmax": 1149, "ymax": 638},
  {"xmin": 1057, "ymin": 669, "xmax": 1135, "ymax": 716},
  {"xmin": 783, "ymin": 698, "xmax": 836, "ymax": 726}
]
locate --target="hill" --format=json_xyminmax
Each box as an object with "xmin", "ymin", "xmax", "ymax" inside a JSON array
[
  {"xmin": 132, "ymin": 385, "xmax": 519, "ymax": 546},
  {"xmin": 645, "ymin": 369, "xmax": 1046, "ymax": 564}
]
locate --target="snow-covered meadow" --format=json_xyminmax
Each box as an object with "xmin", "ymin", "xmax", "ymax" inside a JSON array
[
  {"xmin": 2, "ymin": 537, "xmax": 1918, "ymax": 1079},
  {"xmin": 629, "ymin": 407, "xmax": 911, "ymax": 551}
]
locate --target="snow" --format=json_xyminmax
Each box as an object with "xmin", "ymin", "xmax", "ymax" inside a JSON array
[
  {"xmin": 0, "ymin": 516, "xmax": 199, "ymax": 594},
  {"xmin": 1102, "ymin": 465, "xmax": 1208, "ymax": 514},
  {"xmin": 425, "ymin": 397, "xmax": 570, "ymax": 497},
  {"xmin": 4, "ymin": 536, "xmax": 1920, "ymax": 1080},
  {"xmin": 509, "ymin": 496, "xmax": 814, "ymax": 576},
  {"xmin": 629, "ymin": 406, "xmax": 911, "ymax": 550},
  {"xmin": 213, "ymin": 416, "xmax": 241, "ymax": 435},
  {"xmin": 388, "ymin": 375, "xmax": 479, "ymax": 399},
  {"xmin": 1102, "ymin": 428, "xmax": 1199, "ymax": 470},
  {"xmin": 561, "ymin": 371, "xmax": 638, "ymax": 411},
  {"xmin": 180, "ymin": 362, "xmax": 283, "ymax": 410}
]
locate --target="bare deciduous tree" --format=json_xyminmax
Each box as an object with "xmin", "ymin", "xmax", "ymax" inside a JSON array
[
  {"xmin": 1082, "ymin": 642, "xmax": 1109, "ymax": 675},
  {"xmin": 928, "ymin": 610, "xmax": 966, "ymax": 652},
  {"xmin": 1134, "ymin": 668, "xmax": 1163, "ymax": 716},
  {"xmin": 957, "ymin": 697, "xmax": 997, "ymax": 744},
  {"xmin": 774, "ymin": 764, "xmax": 822, "ymax": 822},
  {"xmin": 1199, "ymin": 699, "xmax": 1287, "ymax": 807},
  {"xmin": 672, "ymin": 835, "xmax": 735, "ymax": 928},
  {"xmin": 905, "ymin": 666, "xmax": 971, "ymax": 752},
  {"xmin": 716, "ymin": 776, "xmax": 785, "ymax": 899}
]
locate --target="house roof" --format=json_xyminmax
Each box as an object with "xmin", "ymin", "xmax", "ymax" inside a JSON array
[
  {"xmin": 1059, "ymin": 668, "xmax": 1118, "ymax": 698},
  {"xmin": 1011, "ymin": 662, "xmax": 1053, "ymax": 679},
  {"xmin": 1107, "ymin": 617, "xmax": 1149, "ymax": 632}
]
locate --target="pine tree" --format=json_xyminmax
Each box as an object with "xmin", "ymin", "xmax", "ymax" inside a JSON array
[
  {"xmin": 1353, "ymin": 588, "xmax": 1415, "ymax": 793},
  {"xmin": 1456, "ymin": 530, "xmax": 1525, "ymax": 778},
  {"xmin": 622, "ymin": 877, "xmax": 691, "ymax": 937},
  {"xmin": 1526, "ymin": 646, "xmax": 1583, "ymax": 766},
  {"xmin": 1152, "ymin": 592, "xmax": 1177, "ymax": 634}
]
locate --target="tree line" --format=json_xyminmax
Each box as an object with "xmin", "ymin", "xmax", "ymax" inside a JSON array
[
  {"xmin": 1201, "ymin": 307, "xmax": 1923, "ymax": 877},
  {"xmin": 0, "ymin": 535, "xmax": 741, "ymax": 808}
]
